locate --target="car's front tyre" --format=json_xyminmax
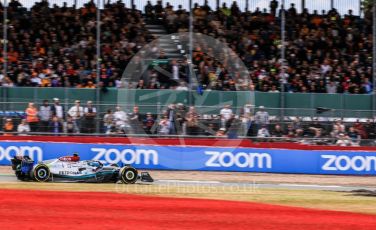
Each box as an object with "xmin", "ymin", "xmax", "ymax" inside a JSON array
[
  {"xmin": 119, "ymin": 166, "xmax": 138, "ymax": 184},
  {"xmin": 32, "ymin": 164, "xmax": 50, "ymax": 182}
]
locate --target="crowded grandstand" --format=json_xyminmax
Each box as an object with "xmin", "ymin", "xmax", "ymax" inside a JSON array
[{"xmin": 0, "ymin": 0, "xmax": 374, "ymax": 146}]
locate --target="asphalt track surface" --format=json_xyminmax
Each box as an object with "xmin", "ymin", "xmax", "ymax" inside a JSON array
[{"xmin": 1, "ymin": 173, "xmax": 375, "ymax": 192}]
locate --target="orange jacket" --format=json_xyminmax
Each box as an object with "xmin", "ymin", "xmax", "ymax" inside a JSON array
[
  {"xmin": 3, "ymin": 122, "xmax": 14, "ymax": 136},
  {"xmin": 26, "ymin": 107, "xmax": 39, "ymax": 123}
]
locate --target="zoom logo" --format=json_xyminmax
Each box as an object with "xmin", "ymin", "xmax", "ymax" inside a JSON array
[
  {"xmin": 321, "ymin": 155, "xmax": 376, "ymax": 172},
  {"xmin": 205, "ymin": 151, "xmax": 272, "ymax": 169},
  {"xmin": 0, "ymin": 146, "xmax": 43, "ymax": 162},
  {"xmin": 91, "ymin": 148, "xmax": 158, "ymax": 165}
]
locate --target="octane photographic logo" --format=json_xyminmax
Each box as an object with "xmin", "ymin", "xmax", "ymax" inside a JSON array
[
  {"xmin": 117, "ymin": 32, "xmax": 253, "ymax": 169},
  {"xmin": 0, "ymin": 146, "xmax": 43, "ymax": 163}
]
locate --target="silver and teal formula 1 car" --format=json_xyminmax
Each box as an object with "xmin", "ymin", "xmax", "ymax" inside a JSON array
[{"xmin": 11, "ymin": 154, "xmax": 153, "ymax": 183}]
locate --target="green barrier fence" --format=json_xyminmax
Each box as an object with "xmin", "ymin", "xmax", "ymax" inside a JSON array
[{"xmin": 0, "ymin": 87, "xmax": 374, "ymax": 118}]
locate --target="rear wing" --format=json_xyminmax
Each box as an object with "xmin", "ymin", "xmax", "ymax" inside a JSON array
[{"xmin": 11, "ymin": 156, "xmax": 34, "ymax": 173}]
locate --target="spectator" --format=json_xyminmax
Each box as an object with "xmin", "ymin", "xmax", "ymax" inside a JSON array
[
  {"xmin": 364, "ymin": 119, "xmax": 376, "ymax": 139},
  {"xmin": 353, "ymin": 121, "xmax": 367, "ymax": 139},
  {"xmin": 239, "ymin": 114, "xmax": 251, "ymax": 136},
  {"xmin": 287, "ymin": 3, "xmax": 297, "ymax": 17},
  {"xmin": 312, "ymin": 128, "xmax": 324, "ymax": 139},
  {"xmin": 270, "ymin": 0, "xmax": 278, "ymax": 15},
  {"xmin": 226, "ymin": 114, "xmax": 241, "ymax": 139},
  {"xmin": 285, "ymin": 124, "xmax": 296, "ymax": 138},
  {"xmin": 67, "ymin": 100, "xmax": 84, "ymax": 133},
  {"xmin": 17, "ymin": 119, "xmax": 30, "ymax": 136},
  {"xmin": 143, "ymin": 112, "xmax": 155, "ymax": 134},
  {"xmin": 216, "ymin": 128, "xmax": 227, "ymax": 137},
  {"xmin": 295, "ymin": 128, "xmax": 304, "ymax": 138},
  {"xmin": 105, "ymin": 120, "xmax": 121, "ymax": 135},
  {"xmin": 3, "ymin": 118, "xmax": 14, "ymax": 136},
  {"xmin": 2, "ymin": 77, "xmax": 14, "ymax": 87},
  {"xmin": 30, "ymin": 74, "xmax": 42, "ymax": 87},
  {"xmin": 257, "ymin": 125, "xmax": 271, "ymax": 138},
  {"xmin": 268, "ymin": 85, "xmax": 279, "ymax": 93},
  {"xmin": 158, "ymin": 115, "xmax": 171, "ymax": 135},
  {"xmin": 331, "ymin": 120, "xmax": 346, "ymax": 138},
  {"xmin": 83, "ymin": 101, "xmax": 97, "ymax": 133},
  {"xmin": 243, "ymin": 104, "xmax": 255, "ymax": 117},
  {"xmin": 166, "ymin": 104, "xmax": 177, "ymax": 134},
  {"xmin": 336, "ymin": 133, "xmax": 350, "ymax": 146},
  {"xmin": 185, "ymin": 112, "xmax": 199, "ymax": 135},
  {"xmin": 184, "ymin": 106, "xmax": 200, "ymax": 134},
  {"xmin": 186, "ymin": 106, "xmax": 199, "ymax": 118},
  {"xmin": 361, "ymin": 78, "xmax": 372, "ymax": 94},
  {"xmin": 51, "ymin": 98, "xmax": 64, "ymax": 121},
  {"xmin": 144, "ymin": 1, "xmax": 154, "ymax": 19},
  {"xmin": 204, "ymin": 123, "xmax": 216, "ymax": 136},
  {"xmin": 347, "ymin": 127, "xmax": 361, "ymax": 146},
  {"xmin": 242, "ymin": 104, "xmax": 254, "ymax": 136},
  {"xmin": 271, "ymin": 124, "xmax": 284, "ymax": 137},
  {"xmin": 175, "ymin": 103, "xmax": 187, "ymax": 135},
  {"xmin": 170, "ymin": 59, "xmax": 181, "ymax": 83},
  {"xmin": 65, "ymin": 116, "xmax": 75, "ymax": 134},
  {"xmin": 25, "ymin": 102, "xmax": 39, "ymax": 132},
  {"xmin": 254, "ymin": 106, "xmax": 270, "ymax": 129},
  {"xmin": 49, "ymin": 116, "xmax": 63, "ymax": 135},
  {"xmin": 136, "ymin": 80, "xmax": 146, "ymax": 89},
  {"xmin": 292, "ymin": 117, "xmax": 303, "ymax": 130},
  {"xmin": 220, "ymin": 105, "xmax": 233, "ymax": 128},
  {"xmin": 326, "ymin": 82, "xmax": 337, "ymax": 94},
  {"xmin": 176, "ymin": 81, "xmax": 188, "ymax": 90},
  {"xmin": 39, "ymin": 100, "xmax": 51, "ymax": 132},
  {"xmin": 103, "ymin": 109, "xmax": 115, "ymax": 134},
  {"xmin": 113, "ymin": 106, "xmax": 131, "ymax": 134},
  {"xmin": 308, "ymin": 119, "xmax": 324, "ymax": 137},
  {"xmin": 129, "ymin": 106, "xmax": 142, "ymax": 134}
]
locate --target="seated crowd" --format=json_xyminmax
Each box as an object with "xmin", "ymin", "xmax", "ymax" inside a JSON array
[
  {"xmin": 0, "ymin": 0, "xmax": 372, "ymax": 94},
  {"xmin": 150, "ymin": 0, "xmax": 373, "ymax": 93},
  {"xmin": 0, "ymin": 0, "xmax": 152, "ymax": 88}
]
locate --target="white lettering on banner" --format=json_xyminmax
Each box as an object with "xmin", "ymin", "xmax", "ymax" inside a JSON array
[
  {"xmin": 205, "ymin": 151, "xmax": 272, "ymax": 169},
  {"xmin": 321, "ymin": 155, "xmax": 376, "ymax": 172},
  {"xmin": 91, "ymin": 148, "xmax": 158, "ymax": 165},
  {"xmin": 0, "ymin": 146, "xmax": 43, "ymax": 162}
]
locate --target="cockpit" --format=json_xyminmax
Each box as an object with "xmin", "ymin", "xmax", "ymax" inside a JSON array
[{"xmin": 58, "ymin": 153, "xmax": 80, "ymax": 162}]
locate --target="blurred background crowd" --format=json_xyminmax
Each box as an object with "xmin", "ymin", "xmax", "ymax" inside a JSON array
[
  {"xmin": 0, "ymin": 0, "xmax": 374, "ymax": 146},
  {"xmin": 0, "ymin": 0, "xmax": 372, "ymax": 94},
  {"xmin": 2, "ymin": 98, "xmax": 375, "ymax": 147}
]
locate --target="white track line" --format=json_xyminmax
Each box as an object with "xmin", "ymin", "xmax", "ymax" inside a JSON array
[
  {"xmin": 278, "ymin": 183, "xmax": 342, "ymax": 188},
  {"xmin": 157, "ymin": 179, "xmax": 221, "ymax": 184}
]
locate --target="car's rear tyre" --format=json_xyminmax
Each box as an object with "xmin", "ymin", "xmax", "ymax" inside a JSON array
[
  {"xmin": 120, "ymin": 166, "xmax": 138, "ymax": 184},
  {"xmin": 33, "ymin": 164, "xmax": 50, "ymax": 182},
  {"xmin": 15, "ymin": 164, "xmax": 27, "ymax": 181}
]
